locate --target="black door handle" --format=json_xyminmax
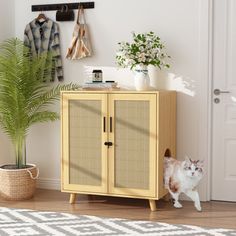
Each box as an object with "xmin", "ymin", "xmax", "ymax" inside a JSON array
[
  {"xmin": 103, "ymin": 117, "xmax": 106, "ymax": 132},
  {"xmin": 104, "ymin": 141, "xmax": 113, "ymax": 148},
  {"xmin": 110, "ymin": 117, "xmax": 112, "ymax": 132}
]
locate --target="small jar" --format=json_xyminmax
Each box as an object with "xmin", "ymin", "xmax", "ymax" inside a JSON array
[{"xmin": 92, "ymin": 70, "xmax": 103, "ymax": 82}]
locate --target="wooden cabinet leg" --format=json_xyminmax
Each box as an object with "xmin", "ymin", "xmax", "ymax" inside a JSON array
[
  {"xmin": 149, "ymin": 200, "xmax": 157, "ymax": 211},
  {"xmin": 69, "ymin": 193, "xmax": 77, "ymax": 204}
]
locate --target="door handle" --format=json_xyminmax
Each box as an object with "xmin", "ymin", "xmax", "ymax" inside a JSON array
[
  {"xmin": 103, "ymin": 117, "xmax": 106, "ymax": 132},
  {"xmin": 214, "ymin": 89, "xmax": 230, "ymax": 95},
  {"xmin": 110, "ymin": 117, "xmax": 112, "ymax": 133}
]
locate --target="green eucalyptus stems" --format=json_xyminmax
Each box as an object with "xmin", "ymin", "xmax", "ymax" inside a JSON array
[{"xmin": 116, "ymin": 31, "xmax": 170, "ymax": 70}]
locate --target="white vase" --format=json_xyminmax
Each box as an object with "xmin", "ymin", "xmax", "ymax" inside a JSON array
[
  {"xmin": 148, "ymin": 65, "xmax": 168, "ymax": 89},
  {"xmin": 134, "ymin": 65, "xmax": 150, "ymax": 91}
]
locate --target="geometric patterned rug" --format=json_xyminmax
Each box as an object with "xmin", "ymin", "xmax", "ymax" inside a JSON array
[{"xmin": 0, "ymin": 207, "xmax": 235, "ymax": 236}]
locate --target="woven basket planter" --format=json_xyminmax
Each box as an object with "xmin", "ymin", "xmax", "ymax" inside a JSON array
[{"xmin": 0, "ymin": 164, "xmax": 38, "ymax": 200}]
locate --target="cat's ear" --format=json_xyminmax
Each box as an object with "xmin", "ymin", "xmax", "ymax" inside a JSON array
[{"xmin": 185, "ymin": 156, "xmax": 191, "ymax": 163}]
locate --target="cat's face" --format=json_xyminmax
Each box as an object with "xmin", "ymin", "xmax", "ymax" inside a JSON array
[{"xmin": 182, "ymin": 157, "xmax": 203, "ymax": 179}]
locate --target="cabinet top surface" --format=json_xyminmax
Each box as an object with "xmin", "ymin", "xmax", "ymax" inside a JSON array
[{"xmin": 61, "ymin": 90, "xmax": 176, "ymax": 95}]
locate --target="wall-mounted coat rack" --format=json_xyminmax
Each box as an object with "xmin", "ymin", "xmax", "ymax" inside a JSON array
[{"xmin": 31, "ymin": 2, "xmax": 94, "ymax": 12}]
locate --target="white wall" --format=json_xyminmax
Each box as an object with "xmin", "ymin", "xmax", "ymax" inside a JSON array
[
  {"xmin": 0, "ymin": 0, "xmax": 15, "ymax": 41},
  {"xmin": 0, "ymin": 0, "xmax": 15, "ymax": 165},
  {"xmin": 14, "ymin": 0, "xmax": 210, "ymax": 200}
]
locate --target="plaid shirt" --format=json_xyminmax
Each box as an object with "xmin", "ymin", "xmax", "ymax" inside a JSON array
[{"xmin": 24, "ymin": 18, "xmax": 63, "ymax": 81}]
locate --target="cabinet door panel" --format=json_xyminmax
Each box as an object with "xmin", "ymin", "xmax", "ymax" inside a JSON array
[
  {"xmin": 109, "ymin": 94, "xmax": 156, "ymax": 197},
  {"xmin": 62, "ymin": 93, "xmax": 107, "ymax": 193}
]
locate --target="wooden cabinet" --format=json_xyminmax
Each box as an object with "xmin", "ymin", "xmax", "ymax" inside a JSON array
[{"xmin": 61, "ymin": 91, "xmax": 176, "ymax": 211}]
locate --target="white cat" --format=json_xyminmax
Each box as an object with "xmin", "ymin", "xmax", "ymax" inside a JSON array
[{"xmin": 164, "ymin": 156, "xmax": 203, "ymax": 211}]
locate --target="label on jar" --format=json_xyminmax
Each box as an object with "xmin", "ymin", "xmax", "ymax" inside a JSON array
[{"xmin": 92, "ymin": 70, "xmax": 103, "ymax": 82}]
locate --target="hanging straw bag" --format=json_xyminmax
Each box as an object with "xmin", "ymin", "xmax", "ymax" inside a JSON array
[{"xmin": 66, "ymin": 6, "xmax": 92, "ymax": 60}]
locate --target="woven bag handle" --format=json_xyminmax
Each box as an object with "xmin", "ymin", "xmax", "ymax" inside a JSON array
[
  {"xmin": 77, "ymin": 5, "xmax": 86, "ymax": 24},
  {"xmin": 27, "ymin": 168, "xmax": 40, "ymax": 180}
]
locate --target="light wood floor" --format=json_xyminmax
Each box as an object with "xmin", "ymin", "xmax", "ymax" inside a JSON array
[{"xmin": 0, "ymin": 189, "xmax": 236, "ymax": 230}]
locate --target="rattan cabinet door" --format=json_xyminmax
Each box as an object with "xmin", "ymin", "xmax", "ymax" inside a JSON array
[
  {"xmin": 108, "ymin": 94, "xmax": 157, "ymax": 198},
  {"xmin": 62, "ymin": 93, "xmax": 108, "ymax": 193}
]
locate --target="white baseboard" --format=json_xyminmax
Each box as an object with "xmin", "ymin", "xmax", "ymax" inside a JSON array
[{"xmin": 37, "ymin": 178, "xmax": 61, "ymax": 190}]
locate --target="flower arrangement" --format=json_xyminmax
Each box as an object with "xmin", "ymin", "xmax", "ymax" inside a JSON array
[{"xmin": 116, "ymin": 31, "xmax": 170, "ymax": 70}]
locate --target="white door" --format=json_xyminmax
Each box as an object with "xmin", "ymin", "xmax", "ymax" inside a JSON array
[{"xmin": 212, "ymin": 0, "xmax": 236, "ymax": 201}]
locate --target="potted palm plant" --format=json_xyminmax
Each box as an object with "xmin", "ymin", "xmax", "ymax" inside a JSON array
[{"xmin": 0, "ymin": 38, "xmax": 79, "ymax": 200}]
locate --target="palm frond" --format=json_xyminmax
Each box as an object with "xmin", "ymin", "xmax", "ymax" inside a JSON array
[
  {"xmin": 0, "ymin": 38, "xmax": 80, "ymax": 168},
  {"xmin": 29, "ymin": 111, "xmax": 60, "ymax": 126},
  {"xmin": 28, "ymin": 83, "xmax": 80, "ymax": 114}
]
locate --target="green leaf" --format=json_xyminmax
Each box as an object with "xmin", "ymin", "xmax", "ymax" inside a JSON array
[{"xmin": 0, "ymin": 38, "xmax": 80, "ymax": 167}]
